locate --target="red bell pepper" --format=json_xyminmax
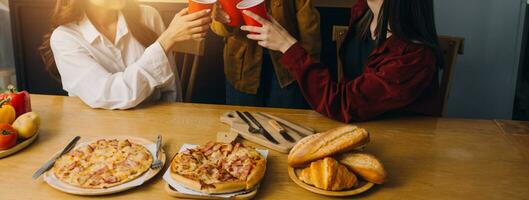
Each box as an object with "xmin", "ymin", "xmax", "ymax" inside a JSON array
[{"xmin": 0, "ymin": 85, "xmax": 31, "ymax": 117}]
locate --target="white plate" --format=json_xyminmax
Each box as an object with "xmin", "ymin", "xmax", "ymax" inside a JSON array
[{"xmin": 42, "ymin": 136, "xmax": 166, "ymax": 196}]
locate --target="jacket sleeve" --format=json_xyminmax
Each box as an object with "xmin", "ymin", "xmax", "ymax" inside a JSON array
[
  {"xmin": 295, "ymin": 0, "xmax": 322, "ymax": 61},
  {"xmin": 280, "ymin": 43, "xmax": 436, "ymax": 122}
]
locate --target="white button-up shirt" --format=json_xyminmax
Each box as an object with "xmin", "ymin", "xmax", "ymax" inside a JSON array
[{"xmin": 51, "ymin": 5, "xmax": 182, "ymax": 110}]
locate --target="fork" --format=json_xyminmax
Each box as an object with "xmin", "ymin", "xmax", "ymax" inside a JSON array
[{"xmin": 150, "ymin": 135, "xmax": 163, "ymax": 169}]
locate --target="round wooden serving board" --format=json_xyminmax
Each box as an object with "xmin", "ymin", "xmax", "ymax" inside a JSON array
[
  {"xmin": 42, "ymin": 136, "xmax": 166, "ymax": 196},
  {"xmin": 164, "ymin": 183, "xmax": 258, "ymax": 199},
  {"xmin": 0, "ymin": 131, "xmax": 39, "ymax": 159},
  {"xmin": 287, "ymin": 166, "xmax": 375, "ymax": 197}
]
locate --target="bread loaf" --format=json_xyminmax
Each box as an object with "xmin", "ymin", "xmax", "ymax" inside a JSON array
[
  {"xmin": 338, "ymin": 153, "xmax": 387, "ymax": 184},
  {"xmin": 299, "ymin": 157, "xmax": 357, "ymax": 191},
  {"xmin": 288, "ymin": 125, "xmax": 369, "ymax": 167}
]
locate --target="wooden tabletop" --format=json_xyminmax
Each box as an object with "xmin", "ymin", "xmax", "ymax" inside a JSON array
[{"xmin": 1, "ymin": 95, "xmax": 528, "ymax": 199}]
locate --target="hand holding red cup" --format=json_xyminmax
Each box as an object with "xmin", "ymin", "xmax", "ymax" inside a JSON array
[
  {"xmin": 240, "ymin": 10, "xmax": 298, "ymax": 53},
  {"xmin": 188, "ymin": 0, "xmax": 217, "ymax": 13},
  {"xmin": 237, "ymin": 0, "xmax": 268, "ymax": 27},
  {"xmin": 218, "ymin": 0, "xmax": 243, "ymax": 26}
]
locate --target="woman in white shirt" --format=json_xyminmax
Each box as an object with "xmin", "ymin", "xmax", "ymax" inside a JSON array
[{"xmin": 39, "ymin": 0, "xmax": 211, "ymax": 109}]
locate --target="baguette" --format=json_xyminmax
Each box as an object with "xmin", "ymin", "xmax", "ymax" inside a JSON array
[
  {"xmin": 288, "ymin": 125, "xmax": 370, "ymax": 167},
  {"xmin": 299, "ymin": 157, "xmax": 357, "ymax": 191},
  {"xmin": 338, "ymin": 152, "xmax": 387, "ymax": 184}
]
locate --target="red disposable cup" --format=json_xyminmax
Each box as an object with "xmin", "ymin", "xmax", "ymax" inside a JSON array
[
  {"xmin": 237, "ymin": 0, "xmax": 268, "ymax": 27},
  {"xmin": 188, "ymin": 0, "xmax": 217, "ymax": 14},
  {"xmin": 219, "ymin": 0, "xmax": 243, "ymax": 27}
]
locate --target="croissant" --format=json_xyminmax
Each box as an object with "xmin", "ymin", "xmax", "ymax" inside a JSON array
[{"xmin": 298, "ymin": 157, "xmax": 357, "ymax": 191}]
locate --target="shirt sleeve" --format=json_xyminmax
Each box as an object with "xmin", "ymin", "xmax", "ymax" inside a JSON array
[
  {"xmin": 280, "ymin": 43, "xmax": 436, "ymax": 122},
  {"xmin": 50, "ymin": 29, "xmax": 175, "ymax": 110}
]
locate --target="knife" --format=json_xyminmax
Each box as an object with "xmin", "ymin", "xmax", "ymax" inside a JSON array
[
  {"xmin": 256, "ymin": 112, "xmax": 308, "ymax": 137},
  {"xmin": 32, "ymin": 136, "xmax": 81, "ymax": 180},
  {"xmin": 235, "ymin": 111, "xmax": 259, "ymax": 133},
  {"xmin": 243, "ymin": 112, "xmax": 280, "ymax": 144},
  {"xmin": 268, "ymin": 119, "xmax": 296, "ymax": 143}
]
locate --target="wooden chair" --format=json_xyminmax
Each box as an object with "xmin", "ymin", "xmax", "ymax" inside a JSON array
[
  {"xmin": 438, "ymin": 36, "xmax": 465, "ymax": 115},
  {"xmin": 173, "ymin": 39, "xmax": 206, "ymax": 102},
  {"xmin": 332, "ymin": 26, "xmax": 465, "ymax": 115}
]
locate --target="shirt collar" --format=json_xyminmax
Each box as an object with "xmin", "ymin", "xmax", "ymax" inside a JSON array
[
  {"xmin": 115, "ymin": 13, "xmax": 129, "ymax": 44},
  {"xmin": 78, "ymin": 12, "xmax": 129, "ymax": 45},
  {"xmin": 78, "ymin": 15, "xmax": 100, "ymax": 43}
]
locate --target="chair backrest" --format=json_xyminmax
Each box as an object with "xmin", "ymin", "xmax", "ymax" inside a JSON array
[
  {"xmin": 438, "ymin": 36, "xmax": 464, "ymax": 115},
  {"xmin": 173, "ymin": 39, "xmax": 206, "ymax": 102},
  {"xmin": 332, "ymin": 26, "xmax": 465, "ymax": 116}
]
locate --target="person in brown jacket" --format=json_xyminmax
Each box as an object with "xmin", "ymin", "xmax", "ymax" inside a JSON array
[{"xmin": 212, "ymin": 0, "xmax": 321, "ymax": 108}]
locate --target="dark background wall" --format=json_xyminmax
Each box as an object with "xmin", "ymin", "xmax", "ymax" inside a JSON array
[{"xmin": 434, "ymin": 0, "xmax": 527, "ymax": 119}]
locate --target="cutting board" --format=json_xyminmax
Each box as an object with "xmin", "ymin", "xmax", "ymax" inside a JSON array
[{"xmin": 220, "ymin": 111, "xmax": 315, "ymax": 153}]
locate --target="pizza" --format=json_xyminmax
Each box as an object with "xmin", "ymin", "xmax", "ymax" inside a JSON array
[
  {"xmin": 170, "ymin": 141, "xmax": 266, "ymax": 194},
  {"xmin": 52, "ymin": 139, "xmax": 153, "ymax": 189}
]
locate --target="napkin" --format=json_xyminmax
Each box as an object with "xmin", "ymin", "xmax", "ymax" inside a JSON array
[{"xmin": 163, "ymin": 144, "xmax": 269, "ymax": 198}]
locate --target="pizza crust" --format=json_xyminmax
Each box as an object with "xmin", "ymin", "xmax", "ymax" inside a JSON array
[
  {"xmin": 170, "ymin": 172, "xmax": 247, "ymax": 194},
  {"xmin": 246, "ymin": 157, "xmax": 266, "ymax": 189}
]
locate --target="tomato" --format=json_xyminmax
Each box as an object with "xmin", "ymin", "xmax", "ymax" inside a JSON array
[{"xmin": 0, "ymin": 124, "xmax": 18, "ymax": 150}]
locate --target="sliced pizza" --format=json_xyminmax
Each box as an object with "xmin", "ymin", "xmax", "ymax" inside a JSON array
[
  {"xmin": 170, "ymin": 142, "xmax": 266, "ymax": 194},
  {"xmin": 52, "ymin": 139, "xmax": 153, "ymax": 189}
]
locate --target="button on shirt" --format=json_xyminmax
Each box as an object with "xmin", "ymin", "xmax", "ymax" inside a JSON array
[{"xmin": 50, "ymin": 5, "xmax": 182, "ymax": 110}]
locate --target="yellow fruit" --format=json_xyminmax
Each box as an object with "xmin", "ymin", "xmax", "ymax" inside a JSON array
[
  {"xmin": 0, "ymin": 99, "xmax": 15, "ymax": 124},
  {"xmin": 12, "ymin": 112, "xmax": 40, "ymax": 139}
]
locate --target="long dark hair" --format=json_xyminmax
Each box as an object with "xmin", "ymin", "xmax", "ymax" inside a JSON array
[
  {"xmin": 358, "ymin": 0, "xmax": 442, "ymax": 66},
  {"xmin": 39, "ymin": 0, "xmax": 159, "ymax": 81}
]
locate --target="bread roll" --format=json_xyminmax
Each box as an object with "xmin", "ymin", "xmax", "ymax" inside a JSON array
[
  {"xmin": 299, "ymin": 157, "xmax": 357, "ymax": 191},
  {"xmin": 338, "ymin": 152, "xmax": 387, "ymax": 184},
  {"xmin": 288, "ymin": 125, "xmax": 369, "ymax": 167}
]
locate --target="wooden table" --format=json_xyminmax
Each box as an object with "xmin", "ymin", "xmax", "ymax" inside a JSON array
[{"xmin": 1, "ymin": 95, "xmax": 528, "ymax": 200}]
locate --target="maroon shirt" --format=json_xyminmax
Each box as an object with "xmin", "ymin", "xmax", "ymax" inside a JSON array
[{"xmin": 279, "ymin": 0, "xmax": 441, "ymax": 122}]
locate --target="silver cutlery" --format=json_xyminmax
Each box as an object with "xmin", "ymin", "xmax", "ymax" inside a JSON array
[
  {"xmin": 32, "ymin": 136, "xmax": 81, "ymax": 180},
  {"xmin": 243, "ymin": 112, "xmax": 280, "ymax": 144},
  {"xmin": 151, "ymin": 135, "xmax": 163, "ymax": 169},
  {"xmin": 236, "ymin": 111, "xmax": 259, "ymax": 134}
]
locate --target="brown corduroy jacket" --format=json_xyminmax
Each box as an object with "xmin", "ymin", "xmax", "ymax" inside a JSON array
[{"xmin": 211, "ymin": 0, "xmax": 321, "ymax": 94}]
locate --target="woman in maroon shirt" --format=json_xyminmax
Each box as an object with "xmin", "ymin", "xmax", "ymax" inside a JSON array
[{"xmin": 240, "ymin": 0, "xmax": 443, "ymax": 122}]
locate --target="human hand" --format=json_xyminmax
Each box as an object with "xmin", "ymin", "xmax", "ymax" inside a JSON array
[
  {"xmin": 158, "ymin": 8, "xmax": 212, "ymax": 52},
  {"xmin": 239, "ymin": 10, "xmax": 297, "ymax": 53}
]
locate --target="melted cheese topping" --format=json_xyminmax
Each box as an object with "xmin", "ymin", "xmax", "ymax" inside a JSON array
[
  {"xmin": 171, "ymin": 142, "xmax": 263, "ymax": 187},
  {"xmin": 52, "ymin": 139, "xmax": 153, "ymax": 188}
]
